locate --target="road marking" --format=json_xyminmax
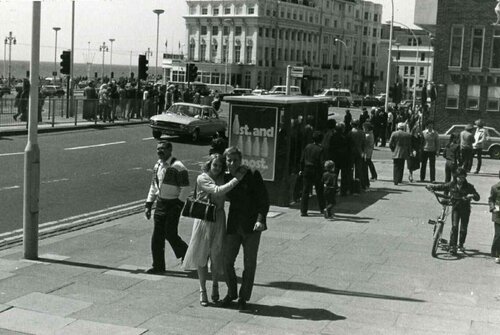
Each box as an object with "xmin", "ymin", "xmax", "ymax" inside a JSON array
[
  {"xmin": 64, "ymin": 141, "xmax": 126, "ymax": 151},
  {"xmin": 142, "ymin": 137, "xmax": 154, "ymax": 141},
  {"xmin": 0, "ymin": 185, "xmax": 20, "ymax": 191},
  {"xmin": 0, "ymin": 152, "xmax": 24, "ymax": 157},
  {"xmin": 41, "ymin": 178, "xmax": 69, "ymax": 184},
  {"xmin": 129, "ymin": 167, "xmax": 143, "ymax": 170}
]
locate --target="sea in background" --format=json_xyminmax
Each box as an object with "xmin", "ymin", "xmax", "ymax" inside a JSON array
[{"xmin": 1, "ymin": 60, "xmax": 161, "ymax": 80}]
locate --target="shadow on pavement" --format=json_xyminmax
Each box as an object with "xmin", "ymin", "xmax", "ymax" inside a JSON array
[
  {"xmin": 257, "ymin": 281, "xmax": 425, "ymax": 303},
  {"xmin": 330, "ymin": 213, "xmax": 373, "ymax": 224},
  {"xmin": 461, "ymin": 249, "xmax": 492, "ymax": 259},
  {"xmin": 240, "ymin": 303, "xmax": 346, "ymax": 321},
  {"xmin": 37, "ymin": 257, "xmax": 197, "ymax": 278}
]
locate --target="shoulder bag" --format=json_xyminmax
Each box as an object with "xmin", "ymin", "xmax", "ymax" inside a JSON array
[{"xmin": 181, "ymin": 182, "xmax": 217, "ymax": 222}]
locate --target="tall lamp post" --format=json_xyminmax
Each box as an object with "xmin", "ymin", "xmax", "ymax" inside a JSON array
[
  {"xmin": 4, "ymin": 31, "xmax": 16, "ymax": 87},
  {"xmin": 153, "ymin": 9, "xmax": 165, "ymax": 80},
  {"xmin": 52, "ymin": 27, "xmax": 61, "ymax": 76},
  {"xmin": 391, "ymin": 21, "xmax": 420, "ymax": 111},
  {"xmin": 99, "ymin": 42, "xmax": 108, "ymax": 81},
  {"xmin": 384, "ymin": 0, "xmax": 394, "ymax": 113},
  {"xmin": 394, "ymin": 42, "xmax": 400, "ymax": 82},
  {"xmin": 109, "ymin": 38, "xmax": 115, "ymax": 77},
  {"xmin": 334, "ymin": 38, "xmax": 349, "ymax": 88},
  {"xmin": 223, "ymin": 18, "xmax": 233, "ymax": 93}
]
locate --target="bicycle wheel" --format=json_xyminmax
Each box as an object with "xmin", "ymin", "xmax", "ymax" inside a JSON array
[{"xmin": 431, "ymin": 222, "xmax": 443, "ymax": 258}]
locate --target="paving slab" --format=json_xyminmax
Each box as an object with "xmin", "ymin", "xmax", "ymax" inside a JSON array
[
  {"xmin": 396, "ymin": 312, "xmax": 471, "ymax": 334},
  {"xmin": 215, "ymin": 321, "xmax": 308, "ymax": 335},
  {"xmin": 7, "ymin": 292, "xmax": 92, "ymax": 317},
  {"xmin": 0, "ymin": 308, "xmax": 74, "ymax": 335},
  {"xmin": 141, "ymin": 311, "xmax": 228, "ymax": 335},
  {"xmin": 55, "ymin": 319, "xmax": 147, "ymax": 335}
]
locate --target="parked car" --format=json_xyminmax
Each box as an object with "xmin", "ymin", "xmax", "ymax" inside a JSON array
[
  {"xmin": 331, "ymin": 96, "xmax": 351, "ymax": 107},
  {"xmin": 149, "ymin": 102, "xmax": 227, "ymax": 142},
  {"xmin": 439, "ymin": 124, "xmax": 500, "ymax": 159},
  {"xmin": 268, "ymin": 85, "xmax": 302, "ymax": 95},
  {"xmin": 41, "ymin": 85, "xmax": 65, "ymax": 97},
  {"xmin": 355, "ymin": 95, "xmax": 383, "ymax": 107},
  {"xmin": 375, "ymin": 93, "xmax": 387, "ymax": 102},
  {"xmin": 219, "ymin": 88, "xmax": 253, "ymax": 101},
  {"xmin": 314, "ymin": 88, "xmax": 353, "ymax": 105},
  {"xmin": 251, "ymin": 89, "xmax": 268, "ymax": 95}
]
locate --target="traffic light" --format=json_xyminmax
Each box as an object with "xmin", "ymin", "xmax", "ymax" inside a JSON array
[
  {"xmin": 60, "ymin": 50, "xmax": 71, "ymax": 75},
  {"xmin": 187, "ymin": 63, "xmax": 198, "ymax": 82},
  {"xmin": 138, "ymin": 54, "xmax": 148, "ymax": 80}
]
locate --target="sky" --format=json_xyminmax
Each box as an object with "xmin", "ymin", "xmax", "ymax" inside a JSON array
[{"xmin": 0, "ymin": 0, "xmax": 417, "ymax": 65}]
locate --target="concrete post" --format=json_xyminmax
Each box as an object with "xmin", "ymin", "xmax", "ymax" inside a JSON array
[{"xmin": 285, "ymin": 65, "xmax": 291, "ymax": 95}]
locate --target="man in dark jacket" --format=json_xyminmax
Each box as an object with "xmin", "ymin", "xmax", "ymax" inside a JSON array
[
  {"xmin": 488, "ymin": 170, "xmax": 500, "ymax": 263},
  {"xmin": 299, "ymin": 131, "xmax": 325, "ymax": 216},
  {"xmin": 427, "ymin": 168, "xmax": 480, "ymax": 255},
  {"xmin": 221, "ymin": 147, "xmax": 270, "ymax": 310}
]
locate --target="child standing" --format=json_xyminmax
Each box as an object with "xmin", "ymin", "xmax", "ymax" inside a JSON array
[{"xmin": 323, "ymin": 160, "xmax": 338, "ymax": 219}]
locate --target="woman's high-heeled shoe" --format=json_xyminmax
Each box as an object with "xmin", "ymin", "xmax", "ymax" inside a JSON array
[
  {"xmin": 200, "ymin": 290, "xmax": 208, "ymax": 307},
  {"xmin": 211, "ymin": 284, "xmax": 220, "ymax": 303}
]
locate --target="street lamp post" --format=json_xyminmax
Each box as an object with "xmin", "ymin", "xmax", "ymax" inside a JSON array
[
  {"xmin": 223, "ymin": 19, "xmax": 233, "ymax": 93},
  {"xmin": 52, "ymin": 27, "xmax": 61, "ymax": 76},
  {"xmin": 334, "ymin": 38, "xmax": 349, "ymax": 88},
  {"xmin": 99, "ymin": 42, "xmax": 108, "ymax": 81},
  {"xmin": 394, "ymin": 42, "xmax": 400, "ymax": 82},
  {"xmin": 4, "ymin": 31, "xmax": 16, "ymax": 87},
  {"xmin": 153, "ymin": 9, "xmax": 165, "ymax": 81},
  {"xmin": 109, "ymin": 38, "xmax": 115, "ymax": 77},
  {"xmin": 392, "ymin": 21, "xmax": 420, "ymax": 112},
  {"xmin": 384, "ymin": 0, "xmax": 394, "ymax": 113}
]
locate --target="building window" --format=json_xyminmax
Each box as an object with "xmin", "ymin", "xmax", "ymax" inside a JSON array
[
  {"xmin": 364, "ymin": 12, "xmax": 369, "ymax": 20},
  {"xmin": 372, "ymin": 28, "xmax": 377, "ymax": 37},
  {"xmin": 410, "ymin": 67, "xmax": 415, "ymax": 75},
  {"xmin": 449, "ymin": 25, "xmax": 464, "ymax": 67},
  {"xmin": 374, "ymin": 13, "xmax": 378, "ymax": 22},
  {"xmin": 213, "ymin": 8, "xmax": 219, "ymax": 16},
  {"xmin": 371, "ymin": 43, "xmax": 376, "ymax": 57},
  {"xmin": 265, "ymin": 28, "xmax": 269, "ymax": 38},
  {"xmin": 235, "ymin": 26, "xmax": 242, "ymax": 36},
  {"xmin": 419, "ymin": 67, "xmax": 424, "ymax": 76},
  {"xmin": 446, "ymin": 84, "xmax": 459, "ymax": 108},
  {"xmin": 421, "ymin": 52, "xmax": 425, "ymax": 61},
  {"xmin": 284, "ymin": 49, "xmax": 288, "ymax": 61},
  {"xmin": 200, "ymin": 26, "xmax": 207, "ymax": 36},
  {"xmin": 404, "ymin": 66, "xmax": 409, "ymax": 75},
  {"xmin": 247, "ymin": 6, "xmax": 254, "ymax": 15},
  {"xmin": 189, "ymin": 44, "xmax": 195, "ymax": 60},
  {"xmin": 363, "ymin": 27, "xmax": 368, "ymax": 36},
  {"xmin": 211, "ymin": 44, "xmax": 218, "ymax": 62},
  {"xmin": 211, "ymin": 72, "xmax": 220, "ymax": 85},
  {"xmin": 279, "ymin": 30, "xmax": 283, "ymax": 39},
  {"xmin": 487, "ymin": 87, "xmax": 500, "ymax": 111},
  {"xmin": 212, "ymin": 26, "xmax": 219, "ymax": 36},
  {"xmin": 278, "ymin": 48, "xmax": 282, "ymax": 61},
  {"xmin": 467, "ymin": 85, "xmax": 480, "ymax": 109},
  {"xmin": 470, "ymin": 27, "xmax": 484, "ymax": 68},
  {"xmin": 258, "ymin": 27, "xmax": 262, "ymax": 37},
  {"xmin": 224, "ymin": 6, "xmax": 231, "ymax": 15},
  {"xmin": 222, "ymin": 45, "xmax": 227, "ymax": 62},
  {"xmin": 362, "ymin": 42, "xmax": 367, "ymax": 56},
  {"xmin": 201, "ymin": 7, "xmax": 208, "ymax": 15},
  {"xmin": 246, "ymin": 45, "xmax": 253, "ymax": 63},
  {"xmin": 380, "ymin": 71, "xmax": 384, "ymax": 80},
  {"xmin": 235, "ymin": 45, "xmax": 241, "ymax": 63},
  {"xmin": 491, "ymin": 28, "xmax": 500, "ymax": 68},
  {"xmin": 244, "ymin": 71, "xmax": 251, "ymax": 88},
  {"xmin": 200, "ymin": 44, "xmax": 206, "ymax": 61}
]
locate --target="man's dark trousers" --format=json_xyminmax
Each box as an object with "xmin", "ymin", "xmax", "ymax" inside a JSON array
[
  {"xmin": 450, "ymin": 207, "xmax": 470, "ymax": 248},
  {"xmin": 151, "ymin": 199, "xmax": 188, "ymax": 270},
  {"xmin": 492, "ymin": 222, "xmax": 500, "ymax": 257},
  {"xmin": 420, "ymin": 151, "xmax": 436, "ymax": 182},
  {"xmin": 224, "ymin": 227, "xmax": 261, "ymax": 301},
  {"xmin": 393, "ymin": 158, "xmax": 405, "ymax": 184},
  {"xmin": 300, "ymin": 166, "xmax": 325, "ymax": 214},
  {"xmin": 461, "ymin": 148, "xmax": 473, "ymax": 172}
]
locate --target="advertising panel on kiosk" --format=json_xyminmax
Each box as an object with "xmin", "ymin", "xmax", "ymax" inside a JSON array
[{"xmin": 228, "ymin": 105, "xmax": 279, "ymax": 181}]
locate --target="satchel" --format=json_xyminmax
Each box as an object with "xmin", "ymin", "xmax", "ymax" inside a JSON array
[{"xmin": 181, "ymin": 183, "xmax": 217, "ymax": 222}]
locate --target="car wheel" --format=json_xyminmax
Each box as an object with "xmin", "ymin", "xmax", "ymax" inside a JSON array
[
  {"xmin": 152, "ymin": 130, "xmax": 162, "ymax": 139},
  {"xmin": 489, "ymin": 146, "xmax": 500, "ymax": 159},
  {"xmin": 192, "ymin": 128, "xmax": 200, "ymax": 142}
]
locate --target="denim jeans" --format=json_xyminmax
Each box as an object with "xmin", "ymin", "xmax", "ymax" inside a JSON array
[
  {"xmin": 420, "ymin": 151, "xmax": 436, "ymax": 182},
  {"xmin": 450, "ymin": 206, "xmax": 471, "ymax": 248}
]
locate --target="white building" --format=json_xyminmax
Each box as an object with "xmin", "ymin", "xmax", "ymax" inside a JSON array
[{"xmin": 168, "ymin": 0, "xmax": 382, "ymax": 94}]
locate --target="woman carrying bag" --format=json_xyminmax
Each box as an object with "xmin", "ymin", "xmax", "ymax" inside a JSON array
[{"xmin": 182, "ymin": 154, "xmax": 247, "ymax": 306}]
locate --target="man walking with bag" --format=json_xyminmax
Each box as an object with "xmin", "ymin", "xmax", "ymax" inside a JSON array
[
  {"xmin": 220, "ymin": 147, "xmax": 270, "ymax": 310},
  {"xmin": 144, "ymin": 140, "xmax": 190, "ymax": 274}
]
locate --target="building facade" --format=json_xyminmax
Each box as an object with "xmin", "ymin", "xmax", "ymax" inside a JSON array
[
  {"xmin": 375, "ymin": 24, "xmax": 434, "ymax": 101},
  {"xmin": 415, "ymin": 0, "xmax": 500, "ymax": 132},
  {"xmin": 174, "ymin": 0, "xmax": 382, "ymax": 94}
]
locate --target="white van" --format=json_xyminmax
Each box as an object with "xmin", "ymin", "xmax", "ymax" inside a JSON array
[
  {"xmin": 314, "ymin": 88, "xmax": 353, "ymax": 104},
  {"xmin": 268, "ymin": 85, "xmax": 302, "ymax": 95}
]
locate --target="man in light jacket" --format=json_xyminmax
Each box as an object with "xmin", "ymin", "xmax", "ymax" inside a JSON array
[
  {"xmin": 389, "ymin": 122, "xmax": 412, "ymax": 185},
  {"xmin": 420, "ymin": 120, "xmax": 440, "ymax": 183},
  {"xmin": 472, "ymin": 119, "xmax": 486, "ymax": 174}
]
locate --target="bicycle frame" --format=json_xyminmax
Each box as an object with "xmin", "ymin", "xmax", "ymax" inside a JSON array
[{"xmin": 429, "ymin": 192, "xmax": 451, "ymax": 257}]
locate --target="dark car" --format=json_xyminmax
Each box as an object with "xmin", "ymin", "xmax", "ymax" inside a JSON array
[
  {"xmin": 331, "ymin": 96, "xmax": 351, "ymax": 107},
  {"xmin": 0, "ymin": 84, "xmax": 11, "ymax": 97},
  {"xmin": 359, "ymin": 96, "xmax": 383, "ymax": 107}
]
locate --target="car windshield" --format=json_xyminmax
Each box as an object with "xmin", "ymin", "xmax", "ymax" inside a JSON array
[{"xmin": 489, "ymin": 128, "xmax": 500, "ymax": 137}]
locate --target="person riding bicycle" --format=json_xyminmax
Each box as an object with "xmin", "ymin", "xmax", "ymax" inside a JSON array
[{"xmin": 426, "ymin": 167, "xmax": 480, "ymax": 255}]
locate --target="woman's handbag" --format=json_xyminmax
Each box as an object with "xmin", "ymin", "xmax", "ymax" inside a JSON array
[
  {"xmin": 181, "ymin": 184, "xmax": 216, "ymax": 222},
  {"xmin": 409, "ymin": 155, "xmax": 420, "ymax": 172}
]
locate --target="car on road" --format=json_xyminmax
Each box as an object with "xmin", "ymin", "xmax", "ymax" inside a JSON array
[
  {"xmin": 219, "ymin": 88, "xmax": 253, "ymax": 101},
  {"xmin": 439, "ymin": 124, "xmax": 500, "ymax": 159},
  {"xmin": 331, "ymin": 96, "xmax": 351, "ymax": 107},
  {"xmin": 314, "ymin": 88, "xmax": 353, "ymax": 106},
  {"xmin": 251, "ymin": 89, "xmax": 268, "ymax": 95},
  {"xmin": 375, "ymin": 93, "xmax": 386, "ymax": 102},
  {"xmin": 149, "ymin": 102, "xmax": 227, "ymax": 142},
  {"xmin": 41, "ymin": 85, "xmax": 65, "ymax": 97},
  {"xmin": 268, "ymin": 85, "xmax": 302, "ymax": 95},
  {"xmin": 0, "ymin": 84, "xmax": 11, "ymax": 97},
  {"xmin": 352, "ymin": 95, "xmax": 383, "ymax": 107}
]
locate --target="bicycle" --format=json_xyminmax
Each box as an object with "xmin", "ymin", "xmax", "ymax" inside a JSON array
[{"xmin": 427, "ymin": 190, "xmax": 452, "ymax": 258}]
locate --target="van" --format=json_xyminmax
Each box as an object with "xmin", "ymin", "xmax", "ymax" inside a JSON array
[
  {"xmin": 314, "ymin": 88, "xmax": 353, "ymax": 105},
  {"xmin": 268, "ymin": 85, "xmax": 302, "ymax": 95}
]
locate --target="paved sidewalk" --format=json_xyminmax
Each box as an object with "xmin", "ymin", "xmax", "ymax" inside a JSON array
[{"xmin": 0, "ymin": 155, "xmax": 499, "ymax": 334}]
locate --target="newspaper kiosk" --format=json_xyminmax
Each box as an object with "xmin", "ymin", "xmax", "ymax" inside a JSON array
[{"xmin": 224, "ymin": 95, "xmax": 330, "ymax": 206}]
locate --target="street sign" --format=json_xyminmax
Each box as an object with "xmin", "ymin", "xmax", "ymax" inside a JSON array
[{"xmin": 290, "ymin": 66, "xmax": 304, "ymax": 78}]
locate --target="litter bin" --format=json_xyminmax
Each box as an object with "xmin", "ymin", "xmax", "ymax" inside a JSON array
[{"xmin": 224, "ymin": 95, "xmax": 330, "ymax": 206}]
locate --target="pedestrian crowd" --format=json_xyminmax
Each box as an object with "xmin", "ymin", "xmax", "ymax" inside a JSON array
[{"xmin": 144, "ymin": 141, "xmax": 269, "ymax": 310}]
